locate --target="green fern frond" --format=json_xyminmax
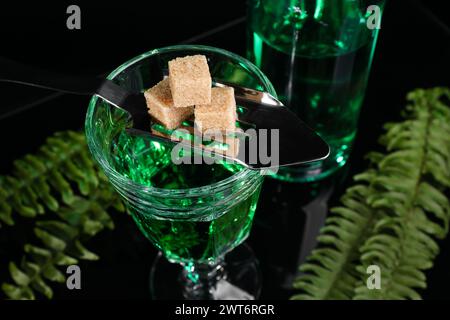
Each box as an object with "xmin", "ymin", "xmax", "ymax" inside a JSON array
[
  {"xmin": 354, "ymin": 88, "xmax": 450, "ymax": 300},
  {"xmin": 292, "ymin": 183, "xmax": 378, "ymax": 299},
  {"xmin": 293, "ymin": 87, "xmax": 450, "ymax": 300},
  {"xmin": 0, "ymin": 131, "xmax": 125, "ymax": 299}
]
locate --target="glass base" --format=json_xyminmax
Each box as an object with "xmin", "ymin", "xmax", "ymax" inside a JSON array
[{"xmin": 149, "ymin": 244, "xmax": 262, "ymax": 300}]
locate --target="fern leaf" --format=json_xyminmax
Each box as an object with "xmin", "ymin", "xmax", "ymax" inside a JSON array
[
  {"xmin": 354, "ymin": 87, "xmax": 450, "ymax": 300},
  {"xmin": 293, "ymin": 87, "xmax": 450, "ymax": 300},
  {"xmin": 1, "ymin": 131, "xmax": 125, "ymax": 299}
]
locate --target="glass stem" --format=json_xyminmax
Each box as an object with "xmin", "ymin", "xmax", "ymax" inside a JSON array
[{"xmin": 179, "ymin": 258, "xmax": 226, "ymax": 300}]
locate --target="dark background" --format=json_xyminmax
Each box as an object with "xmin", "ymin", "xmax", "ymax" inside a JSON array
[{"xmin": 0, "ymin": 0, "xmax": 449, "ymax": 299}]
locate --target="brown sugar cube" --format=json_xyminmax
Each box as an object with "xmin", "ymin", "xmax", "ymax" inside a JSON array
[
  {"xmin": 168, "ymin": 55, "xmax": 211, "ymax": 107},
  {"xmin": 194, "ymin": 87, "xmax": 236, "ymax": 133},
  {"xmin": 144, "ymin": 78, "xmax": 193, "ymax": 130}
]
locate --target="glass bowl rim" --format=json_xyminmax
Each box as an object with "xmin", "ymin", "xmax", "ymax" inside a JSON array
[{"xmin": 85, "ymin": 44, "xmax": 276, "ymax": 197}]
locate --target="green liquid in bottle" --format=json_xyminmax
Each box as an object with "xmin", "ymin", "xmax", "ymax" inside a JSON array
[{"xmin": 248, "ymin": 1, "xmax": 381, "ymax": 181}]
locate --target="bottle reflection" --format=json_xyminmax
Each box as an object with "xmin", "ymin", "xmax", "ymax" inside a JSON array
[{"xmin": 250, "ymin": 166, "xmax": 349, "ymax": 298}]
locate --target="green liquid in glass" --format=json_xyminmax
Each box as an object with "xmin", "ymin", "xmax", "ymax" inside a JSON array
[
  {"xmin": 248, "ymin": 2, "xmax": 381, "ymax": 180},
  {"xmin": 109, "ymin": 132, "xmax": 260, "ymax": 264}
]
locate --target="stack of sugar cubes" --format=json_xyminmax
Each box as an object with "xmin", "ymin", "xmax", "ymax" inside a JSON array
[{"xmin": 144, "ymin": 55, "xmax": 238, "ymax": 156}]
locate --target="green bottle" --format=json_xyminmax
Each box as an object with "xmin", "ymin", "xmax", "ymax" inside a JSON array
[{"xmin": 247, "ymin": 0, "xmax": 386, "ymax": 182}]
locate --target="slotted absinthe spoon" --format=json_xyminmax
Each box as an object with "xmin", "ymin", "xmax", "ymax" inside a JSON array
[{"xmin": 0, "ymin": 56, "xmax": 329, "ymax": 170}]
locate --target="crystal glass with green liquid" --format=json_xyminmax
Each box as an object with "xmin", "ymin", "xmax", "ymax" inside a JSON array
[
  {"xmin": 85, "ymin": 45, "xmax": 276, "ymax": 299},
  {"xmin": 248, "ymin": 0, "xmax": 386, "ymax": 182}
]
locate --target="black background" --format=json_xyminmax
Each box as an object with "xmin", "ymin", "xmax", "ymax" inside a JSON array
[{"xmin": 0, "ymin": 0, "xmax": 449, "ymax": 300}]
